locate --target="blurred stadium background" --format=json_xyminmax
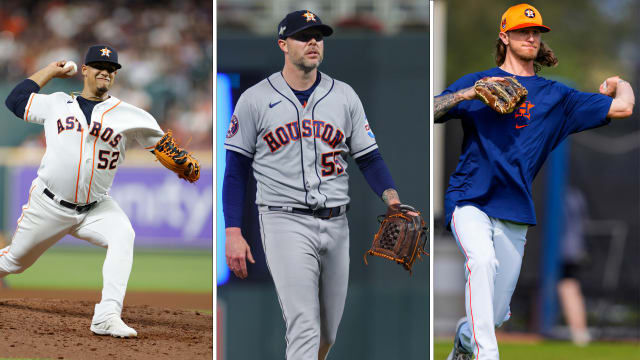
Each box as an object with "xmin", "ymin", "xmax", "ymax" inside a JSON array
[
  {"xmin": 433, "ymin": 0, "xmax": 640, "ymax": 355},
  {"xmin": 0, "ymin": 0, "xmax": 213, "ymax": 317},
  {"xmin": 217, "ymin": 0, "xmax": 429, "ymax": 359}
]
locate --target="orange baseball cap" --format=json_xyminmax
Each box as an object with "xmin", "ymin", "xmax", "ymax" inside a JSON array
[{"xmin": 500, "ymin": 4, "xmax": 551, "ymax": 33}]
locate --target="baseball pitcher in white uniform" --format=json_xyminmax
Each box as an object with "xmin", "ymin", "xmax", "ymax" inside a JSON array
[
  {"xmin": 0, "ymin": 44, "xmax": 200, "ymax": 338},
  {"xmin": 223, "ymin": 10, "xmax": 413, "ymax": 359}
]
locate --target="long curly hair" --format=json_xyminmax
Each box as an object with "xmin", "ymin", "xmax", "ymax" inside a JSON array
[{"xmin": 495, "ymin": 37, "xmax": 558, "ymax": 73}]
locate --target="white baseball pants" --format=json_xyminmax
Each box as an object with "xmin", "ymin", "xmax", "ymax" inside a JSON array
[
  {"xmin": 0, "ymin": 178, "xmax": 135, "ymax": 324},
  {"xmin": 259, "ymin": 209, "xmax": 349, "ymax": 360},
  {"xmin": 451, "ymin": 205, "xmax": 527, "ymax": 360}
]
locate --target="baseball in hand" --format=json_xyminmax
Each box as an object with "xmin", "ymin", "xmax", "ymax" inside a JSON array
[
  {"xmin": 601, "ymin": 80, "xmax": 607, "ymax": 92},
  {"xmin": 62, "ymin": 61, "xmax": 77, "ymax": 76}
]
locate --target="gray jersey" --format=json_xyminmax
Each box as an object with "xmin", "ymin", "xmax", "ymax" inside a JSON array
[{"xmin": 224, "ymin": 72, "xmax": 377, "ymax": 209}]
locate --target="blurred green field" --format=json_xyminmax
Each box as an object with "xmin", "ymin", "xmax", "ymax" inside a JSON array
[
  {"xmin": 434, "ymin": 340, "xmax": 640, "ymax": 360},
  {"xmin": 4, "ymin": 245, "xmax": 212, "ymax": 293}
]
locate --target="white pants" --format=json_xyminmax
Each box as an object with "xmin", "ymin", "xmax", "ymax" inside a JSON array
[
  {"xmin": 0, "ymin": 178, "xmax": 135, "ymax": 324},
  {"xmin": 451, "ymin": 205, "xmax": 527, "ymax": 360}
]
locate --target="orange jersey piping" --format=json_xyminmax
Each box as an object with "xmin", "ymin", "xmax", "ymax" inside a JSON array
[
  {"xmin": 74, "ymin": 127, "xmax": 84, "ymax": 202},
  {"xmin": 24, "ymin": 93, "xmax": 35, "ymax": 122},
  {"xmin": 86, "ymin": 100, "xmax": 121, "ymax": 203}
]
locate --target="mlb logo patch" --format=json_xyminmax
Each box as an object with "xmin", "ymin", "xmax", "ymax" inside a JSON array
[
  {"xmin": 501, "ymin": 18, "xmax": 507, "ymax": 30},
  {"xmin": 365, "ymin": 123, "xmax": 375, "ymax": 138}
]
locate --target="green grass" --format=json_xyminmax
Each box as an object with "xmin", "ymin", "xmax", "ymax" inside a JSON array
[
  {"xmin": 435, "ymin": 340, "xmax": 640, "ymax": 360},
  {"xmin": 5, "ymin": 246, "xmax": 212, "ymax": 293}
]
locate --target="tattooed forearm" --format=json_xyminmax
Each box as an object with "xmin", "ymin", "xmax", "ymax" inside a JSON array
[
  {"xmin": 382, "ymin": 188, "xmax": 400, "ymax": 206},
  {"xmin": 434, "ymin": 86, "xmax": 474, "ymax": 120}
]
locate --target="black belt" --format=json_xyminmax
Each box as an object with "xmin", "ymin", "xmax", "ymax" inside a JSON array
[
  {"xmin": 43, "ymin": 188, "xmax": 97, "ymax": 214},
  {"xmin": 267, "ymin": 205, "xmax": 349, "ymax": 219}
]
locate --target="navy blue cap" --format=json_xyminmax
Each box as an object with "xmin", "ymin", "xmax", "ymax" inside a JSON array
[
  {"xmin": 277, "ymin": 10, "xmax": 333, "ymax": 39},
  {"xmin": 84, "ymin": 44, "xmax": 121, "ymax": 69}
]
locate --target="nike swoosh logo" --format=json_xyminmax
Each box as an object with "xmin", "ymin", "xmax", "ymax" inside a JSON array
[
  {"xmin": 269, "ymin": 100, "xmax": 282, "ymax": 108},
  {"xmin": 515, "ymin": 124, "xmax": 528, "ymax": 129},
  {"xmin": 67, "ymin": 100, "xmax": 73, "ymax": 104}
]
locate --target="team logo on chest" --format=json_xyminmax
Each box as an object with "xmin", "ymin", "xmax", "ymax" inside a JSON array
[
  {"xmin": 262, "ymin": 119, "xmax": 344, "ymax": 153},
  {"xmin": 514, "ymin": 101, "xmax": 535, "ymax": 129}
]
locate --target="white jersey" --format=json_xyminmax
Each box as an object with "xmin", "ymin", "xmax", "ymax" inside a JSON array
[
  {"xmin": 224, "ymin": 72, "xmax": 378, "ymax": 209},
  {"xmin": 24, "ymin": 92, "xmax": 164, "ymax": 204}
]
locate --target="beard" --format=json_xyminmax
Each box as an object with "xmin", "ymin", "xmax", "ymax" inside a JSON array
[
  {"xmin": 95, "ymin": 85, "xmax": 109, "ymax": 96},
  {"xmin": 292, "ymin": 53, "xmax": 322, "ymax": 73},
  {"xmin": 510, "ymin": 44, "xmax": 538, "ymax": 62}
]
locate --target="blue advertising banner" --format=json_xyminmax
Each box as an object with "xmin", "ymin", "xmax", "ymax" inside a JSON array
[{"xmin": 8, "ymin": 166, "xmax": 213, "ymax": 248}]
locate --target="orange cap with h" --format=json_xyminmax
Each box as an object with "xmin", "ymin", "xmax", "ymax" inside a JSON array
[{"xmin": 500, "ymin": 4, "xmax": 551, "ymax": 33}]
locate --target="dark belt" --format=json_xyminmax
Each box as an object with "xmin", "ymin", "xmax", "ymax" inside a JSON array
[
  {"xmin": 43, "ymin": 188, "xmax": 97, "ymax": 214},
  {"xmin": 267, "ymin": 205, "xmax": 349, "ymax": 219}
]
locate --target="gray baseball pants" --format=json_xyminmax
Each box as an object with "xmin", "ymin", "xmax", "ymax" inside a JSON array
[{"xmin": 259, "ymin": 208, "xmax": 349, "ymax": 360}]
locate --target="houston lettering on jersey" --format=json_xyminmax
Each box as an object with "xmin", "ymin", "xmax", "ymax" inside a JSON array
[{"xmin": 262, "ymin": 119, "xmax": 344, "ymax": 153}]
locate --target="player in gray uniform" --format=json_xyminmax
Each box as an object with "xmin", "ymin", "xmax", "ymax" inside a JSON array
[{"xmin": 223, "ymin": 10, "xmax": 410, "ymax": 360}]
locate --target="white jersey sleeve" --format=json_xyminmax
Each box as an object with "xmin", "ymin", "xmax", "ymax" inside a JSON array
[
  {"xmin": 136, "ymin": 127, "xmax": 164, "ymax": 150},
  {"xmin": 115, "ymin": 102, "xmax": 165, "ymax": 149},
  {"xmin": 345, "ymin": 85, "xmax": 377, "ymax": 159},
  {"xmin": 24, "ymin": 92, "xmax": 62, "ymax": 125},
  {"xmin": 224, "ymin": 91, "xmax": 258, "ymax": 158}
]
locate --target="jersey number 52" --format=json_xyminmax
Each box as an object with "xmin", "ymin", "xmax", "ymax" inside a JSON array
[{"xmin": 97, "ymin": 150, "xmax": 120, "ymax": 170}]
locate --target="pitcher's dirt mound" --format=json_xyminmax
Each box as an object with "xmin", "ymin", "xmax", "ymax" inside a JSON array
[{"xmin": 0, "ymin": 297, "xmax": 212, "ymax": 359}]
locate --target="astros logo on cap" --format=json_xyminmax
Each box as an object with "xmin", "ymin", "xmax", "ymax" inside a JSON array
[
  {"xmin": 100, "ymin": 47, "xmax": 112, "ymax": 57},
  {"xmin": 499, "ymin": 3, "xmax": 550, "ymax": 33},
  {"xmin": 302, "ymin": 10, "xmax": 317, "ymax": 22}
]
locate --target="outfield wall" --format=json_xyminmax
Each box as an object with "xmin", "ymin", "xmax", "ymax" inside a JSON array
[{"xmin": 1, "ymin": 147, "xmax": 213, "ymax": 249}]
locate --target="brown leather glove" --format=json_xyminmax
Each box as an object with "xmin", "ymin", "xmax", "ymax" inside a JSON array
[
  {"xmin": 474, "ymin": 76, "xmax": 528, "ymax": 114},
  {"xmin": 153, "ymin": 131, "xmax": 200, "ymax": 183},
  {"xmin": 364, "ymin": 204, "xmax": 429, "ymax": 274}
]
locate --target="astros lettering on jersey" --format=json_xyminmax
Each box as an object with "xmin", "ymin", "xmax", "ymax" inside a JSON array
[{"xmin": 24, "ymin": 91, "xmax": 164, "ymax": 203}]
